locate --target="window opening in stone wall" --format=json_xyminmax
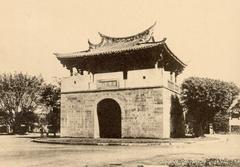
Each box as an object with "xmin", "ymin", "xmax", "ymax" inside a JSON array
[
  {"xmin": 170, "ymin": 72, "xmax": 173, "ymax": 81},
  {"xmin": 123, "ymin": 71, "xmax": 128, "ymax": 80}
]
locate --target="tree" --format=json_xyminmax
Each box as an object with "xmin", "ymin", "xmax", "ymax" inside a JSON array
[
  {"xmin": 39, "ymin": 83, "xmax": 60, "ymax": 136},
  {"xmin": 13, "ymin": 106, "xmax": 39, "ymax": 134},
  {"xmin": 0, "ymin": 109, "xmax": 14, "ymax": 133},
  {"xmin": 181, "ymin": 77, "xmax": 239, "ymax": 137},
  {"xmin": 0, "ymin": 73, "xmax": 44, "ymax": 133}
]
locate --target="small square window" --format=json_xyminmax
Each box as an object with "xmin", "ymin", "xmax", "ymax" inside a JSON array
[{"xmin": 123, "ymin": 71, "xmax": 128, "ymax": 80}]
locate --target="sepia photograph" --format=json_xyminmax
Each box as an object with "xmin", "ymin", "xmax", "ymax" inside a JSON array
[{"xmin": 0, "ymin": 0, "xmax": 239, "ymax": 166}]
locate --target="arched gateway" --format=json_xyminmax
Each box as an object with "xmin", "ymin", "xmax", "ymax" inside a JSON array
[
  {"xmin": 56, "ymin": 24, "xmax": 186, "ymax": 138},
  {"xmin": 97, "ymin": 99, "xmax": 121, "ymax": 138}
]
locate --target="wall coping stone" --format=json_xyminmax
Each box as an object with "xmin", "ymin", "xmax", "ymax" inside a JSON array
[{"xmin": 61, "ymin": 86, "xmax": 180, "ymax": 94}]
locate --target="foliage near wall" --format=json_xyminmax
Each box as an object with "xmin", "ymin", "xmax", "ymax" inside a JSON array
[
  {"xmin": 39, "ymin": 83, "xmax": 61, "ymax": 136},
  {"xmin": 181, "ymin": 77, "xmax": 239, "ymax": 137},
  {"xmin": 170, "ymin": 94, "xmax": 185, "ymax": 138}
]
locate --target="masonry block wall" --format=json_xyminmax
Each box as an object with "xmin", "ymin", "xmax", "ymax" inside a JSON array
[{"xmin": 60, "ymin": 87, "xmax": 174, "ymax": 138}]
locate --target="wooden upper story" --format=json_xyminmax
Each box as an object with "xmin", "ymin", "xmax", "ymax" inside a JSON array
[{"xmin": 55, "ymin": 23, "xmax": 185, "ymax": 93}]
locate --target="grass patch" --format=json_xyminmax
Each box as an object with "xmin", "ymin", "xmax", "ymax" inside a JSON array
[{"xmin": 144, "ymin": 158, "xmax": 240, "ymax": 167}]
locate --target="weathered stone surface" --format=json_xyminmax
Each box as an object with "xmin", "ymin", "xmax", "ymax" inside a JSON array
[{"xmin": 61, "ymin": 87, "xmax": 174, "ymax": 138}]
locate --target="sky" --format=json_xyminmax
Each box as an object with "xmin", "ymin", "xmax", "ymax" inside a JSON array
[{"xmin": 0, "ymin": 0, "xmax": 239, "ymax": 85}]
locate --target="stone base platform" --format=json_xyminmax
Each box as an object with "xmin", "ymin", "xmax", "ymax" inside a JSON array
[{"xmin": 32, "ymin": 137, "xmax": 217, "ymax": 146}]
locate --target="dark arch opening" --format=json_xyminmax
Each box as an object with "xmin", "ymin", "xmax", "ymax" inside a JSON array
[{"xmin": 97, "ymin": 98, "xmax": 121, "ymax": 138}]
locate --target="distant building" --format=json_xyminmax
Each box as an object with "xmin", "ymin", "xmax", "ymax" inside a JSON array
[
  {"xmin": 229, "ymin": 98, "xmax": 240, "ymax": 133},
  {"xmin": 55, "ymin": 24, "xmax": 186, "ymax": 138}
]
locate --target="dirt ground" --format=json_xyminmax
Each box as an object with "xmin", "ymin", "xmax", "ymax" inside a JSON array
[{"xmin": 0, "ymin": 134, "xmax": 239, "ymax": 167}]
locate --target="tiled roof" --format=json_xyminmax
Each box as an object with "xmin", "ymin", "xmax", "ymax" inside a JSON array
[
  {"xmin": 54, "ymin": 23, "xmax": 158, "ymax": 59},
  {"xmin": 54, "ymin": 42, "xmax": 163, "ymax": 59},
  {"xmin": 54, "ymin": 23, "xmax": 186, "ymax": 68}
]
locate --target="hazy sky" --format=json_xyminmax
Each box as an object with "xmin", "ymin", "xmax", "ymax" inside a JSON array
[{"xmin": 0, "ymin": 0, "xmax": 239, "ymax": 84}]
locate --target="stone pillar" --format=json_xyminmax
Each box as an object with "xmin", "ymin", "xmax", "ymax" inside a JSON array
[
  {"xmin": 160, "ymin": 67, "xmax": 164, "ymax": 86},
  {"xmin": 162, "ymin": 88, "xmax": 171, "ymax": 138},
  {"xmin": 155, "ymin": 61, "xmax": 158, "ymax": 69},
  {"xmin": 93, "ymin": 107, "xmax": 100, "ymax": 138}
]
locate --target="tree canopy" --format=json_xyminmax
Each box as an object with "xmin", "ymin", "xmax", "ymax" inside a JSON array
[
  {"xmin": 0, "ymin": 73, "xmax": 44, "ymax": 133},
  {"xmin": 39, "ymin": 83, "xmax": 61, "ymax": 136},
  {"xmin": 39, "ymin": 83, "xmax": 60, "ymax": 108},
  {"xmin": 181, "ymin": 77, "xmax": 239, "ymax": 136}
]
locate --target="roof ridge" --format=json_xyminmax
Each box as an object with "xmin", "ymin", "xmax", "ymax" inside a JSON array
[
  {"xmin": 88, "ymin": 22, "xmax": 156, "ymax": 50},
  {"xmin": 98, "ymin": 22, "xmax": 156, "ymax": 39}
]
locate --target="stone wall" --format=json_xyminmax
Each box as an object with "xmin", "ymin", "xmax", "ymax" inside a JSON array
[
  {"xmin": 61, "ymin": 68, "xmax": 165, "ymax": 92},
  {"xmin": 60, "ymin": 87, "xmax": 173, "ymax": 138}
]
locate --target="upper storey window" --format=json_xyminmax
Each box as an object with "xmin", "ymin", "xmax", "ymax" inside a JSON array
[{"xmin": 123, "ymin": 71, "xmax": 128, "ymax": 80}]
